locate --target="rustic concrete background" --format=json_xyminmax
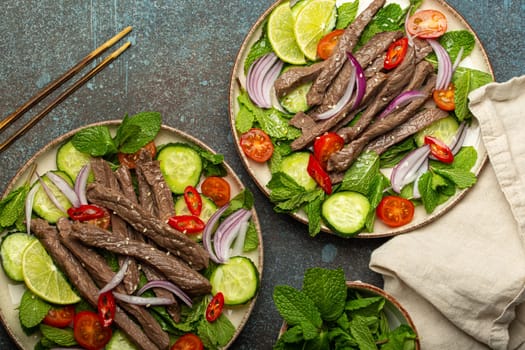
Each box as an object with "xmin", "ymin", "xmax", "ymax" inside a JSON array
[{"xmin": 0, "ymin": 0, "xmax": 523, "ymax": 349}]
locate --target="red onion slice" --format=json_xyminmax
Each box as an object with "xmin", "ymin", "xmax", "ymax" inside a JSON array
[
  {"xmin": 113, "ymin": 292, "xmax": 174, "ymax": 306},
  {"xmin": 75, "ymin": 164, "xmax": 91, "ymax": 205},
  {"xmin": 390, "ymin": 145, "xmax": 431, "ymax": 193},
  {"xmin": 449, "ymin": 122, "xmax": 468, "ymax": 155},
  {"xmin": 137, "ymin": 280, "xmax": 193, "ymax": 307},
  {"xmin": 213, "ymin": 209, "xmax": 252, "ymax": 263},
  {"xmin": 231, "ymin": 220, "xmax": 249, "ymax": 257},
  {"xmin": 347, "ymin": 52, "xmax": 366, "ymax": 110},
  {"xmin": 246, "ymin": 53, "xmax": 284, "ymax": 109},
  {"xmin": 25, "ymin": 184, "xmax": 39, "ymax": 235},
  {"xmin": 203, "ymin": 204, "xmax": 230, "ymax": 263},
  {"xmin": 377, "ymin": 90, "xmax": 427, "ymax": 120},
  {"xmin": 427, "ymin": 39, "xmax": 452, "ymax": 90},
  {"xmin": 37, "ymin": 172, "xmax": 66, "ymax": 213},
  {"xmin": 98, "ymin": 257, "xmax": 131, "ymax": 295},
  {"xmin": 47, "ymin": 172, "xmax": 81, "ymax": 208}
]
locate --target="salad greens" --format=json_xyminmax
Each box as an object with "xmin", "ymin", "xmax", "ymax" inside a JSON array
[{"xmin": 273, "ymin": 267, "xmax": 417, "ymax": 349}]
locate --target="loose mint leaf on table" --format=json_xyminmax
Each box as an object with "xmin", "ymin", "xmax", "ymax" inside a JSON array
[
  {"xmin": 303, "ymin": 267, "xmax": 347, "ymax": 322},
  {"xmin": 72, "ymin": 125, "xmax": 117, "ymax": 156},
  {"xmin": 115, "ymin": 111, "xmax": 161, "ymax": 153}
]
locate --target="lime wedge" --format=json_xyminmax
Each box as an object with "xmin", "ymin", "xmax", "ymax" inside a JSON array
[
  {"xmin": 22, "ymin": 240, "xmax": 80, "ymax": 305},
  {"xmin": 1, "ymin": 233, "xmax": 37, "ymax": 281},
  {"xmin": 268, "ymin": 2, "xmax": 307, "ymax": 65},
  {"xmin": 294, "ymin": 0, "xmax": 337, "ymax": 61},
  {"xmin": 415, "ymin": 116, "xmax": 459, "ymax": 147}
]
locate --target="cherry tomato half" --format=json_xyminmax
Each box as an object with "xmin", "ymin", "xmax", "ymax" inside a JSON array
[
  {"xmin": 201, "ymin": 176, "xmax": 231, "ymax": 207},
  {"xmin": 168, "ymin": 215, "xmax": 205, "ymax": 234},
  {"xmin": 73, "ymin": 311, "xmax": 112, "ymax": 350},
  {"xmin": 433, "ymin": 83, "xmax": 455, "ymax": 111},
  {"xmin": 406, "ymin": 9, "xmax": 447, "ymax": 39},
  {"xmin": 317, "ymin": 29, "xmax": 345, "ymax": 60},
  {"xmin": 306, "ymin": 154, "xmax": 332, "ymax": 194},
  {"xmin": 117, "ymin": 141, "xmax": 157, "ymax": 169},
  {"xmin": 67, "ymin": 204, "xmax": 106, "ymax": 222},
  {"xmin": 424, "ymin": 135, "xmax": 454, "ymax": 163},
  {"xmin": 239, "ymin": 128, "xmax": 274, "ymax": 163},
  {"xmin": 205, "ymin": 292, "xmax": 225, "ymax": 322},
  {"xmin": 184, "ymin": 185, "xmax": 202, "ymax": 216},
  {"xmin": 171, "ymin": 333, "xmax": 204, "ymax": 350},
  {"xmin": 97, "ymin": 291, "xmax": 116, "ymax": 328},
  {"xmin": 43, "ymin": 305, "xmax": 75, "ymax": 328},
  {"xmin": 376, "ymin": 196, "xmax": 415, "ymax": 227},
  {"xmin": 384, "ymin": 37, "xmax": 409, "ymax": 70},
  {"xmin": 313, "ymin": 132, "xmax": 345, "ymax": 170}
]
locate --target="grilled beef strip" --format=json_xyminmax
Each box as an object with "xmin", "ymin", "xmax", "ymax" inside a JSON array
[
  {"xmin": 327, "ymin": 73, "xmax": 437, "ymax": 174},
  {"xmin": 365, "ymin": 107, "xmax": 450, "ymax": 154},
  {"xmin": 91, "ymin": 158, "xmax": 140, "ymax": 294},
  {"xmin": 306, "ymin": 0, "xmax": 386, "ymax": 106},
  {"xmin": 274, "ymin": 60, "xmax": 327, "ymax": 99},
  {"xmin": 141, "ymin": 264, "xmax": 182, "ymax": 323},
  {"xmin": 68, "ymin": 220, "xmax": 211, "ymax": 296},
  {"xmin": 290, "ymin": 71, "xmax": 387, "ymax": 151},
  {"xmin": 86, "ymin": 183, "xmax": 209, "ymax": 270},
  {"xmin": 56, "ymin": 219, "xmax": 170, "ymax": 350},
  {"xmin": 30, "ymin": 219, "xmax": 159, "ymax": 350},
  {"xmin": 135, "ymin": 149, "xmax": 157, "ymax": 216}
]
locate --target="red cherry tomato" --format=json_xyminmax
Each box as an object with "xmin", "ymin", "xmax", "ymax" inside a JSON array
[
  {"xmin": 201, "ymin": 176, "xmax": 231, "ymax": 207},
  {"xmin": 406, "ymin": 9, "xmax": 447, "ymax": 39},
  {"xmin": 168, "ymin": 215, "xmax": 205, "ymax": 234},
  {"xmin": 313, "ymin": 132, "xmax": 345, "ymax": 170},
  {"xmin": 117, "ymin": 141, "xmax": 157, "ymax": 169},
  {"xmin": 376, "ymin": 196, "xmax": 415, "ymax": 227},
  {"xmin": 205, "ymin": 292, "xmax": 225, "ymax": 322},
  {"xmin": 384, "ymin": 37, "xmax": 409, "ymax": 70},
  {"xmin": 67, "ymin": 204, "xmax": 106, "ymax": 222},
  {"xmin": 306, "ymin": 154, "xmax": 332, "ymax": 194},
  {"xmin": 433, "ymin": 83, "xmax": 455, "ymax": 111},
  {"xmin": 424, "ymin": 135, "xmax": 454, "ymax": 163},
  {"xmin": 239, "ymin": 128, "xmax": 274, "ymax": 163},
  {"xmin": 43, "ymin": 305, "xmax": 75, "ymax": 328},
  {"xmin": 73, "ymin": 311, "xmax": 112, "ymax": 350},
  {"xmin": 184, "ymin": 185, "xmax": 202, "ymax": 216},
  {"xmin": 97, "ymin": 291, "xmax": 116, "ymax": 328},
  {"xmin": 171, "ymin": 333, "xmax": 204, "ymax": 350},
  {"xmin": 316, "ymin": 29, "xmax": 345, "ymax": 60}
]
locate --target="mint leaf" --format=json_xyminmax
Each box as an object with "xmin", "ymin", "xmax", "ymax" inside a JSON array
[
  {"xmin": 18, "ymin": 289, "xmax": 51, "ymax": 329},
  {"xmin": 243, "ymin": 221, "xmax": 259, "ymax": 252},
  {"xmin": 453, "ymin": 67, "xmax": 493, "ymax": 121},
  {"xmin": 381, "ymin": 324, "xmax": 418, "ymax": 350},
  {"xmin": 350, "ymin": 315, "xmax": 377, "ymax": 350},
  {"xmin": 336, "ymin": 0, "xmax": 359, "ymax": 29},
  {"xmin": 426, "ymin": 30, "xmax": 476, "ymax": 65},
  {"xmin": 273, "ymin": 285, "xmax": 322, "ymax": 340},
  {"xmin": 244, "ymin": 21, "xmax": 272, "ymax": 73},
  {"xmin": 268, "ymin": 172, "xmax": 324, "ymax": 213},
  {"xmin": 359, "ymin": 4, "xmax": 405, "ymax": 46},
  {"xmin": 303, "ymin": 268, "xmax": 346, "ymax": 322},
  {"xmin": 305, "ymin": 195, "xmax": 323, "ymax": 237},
  {"xmin": 197, "ymin": 313, "xmax": 236, "ymax": 348},
  {"xmin": 40, "ymin": 324, "xmax": 77, "ymax": 346},
  {"xmin": 235, "ymin": 103, "xmax": 255, "ymax": 134},
  {"xmin": 418, "ymin": 172, "xmax": 441, "ymax": 213},
  {"xmin": 0, "ymin": 185, "xmax": 28, "ymax": 229},
  {"xmin": 433, "ymin": 167, "xmax": 477, "ymax": 189},
  {"xmin": 71, "ymin": 125, "xmax": 117, "ymax": 157},
  {"xmin": 115, "ymin": 112, "xmax": 162, "ymax": 153},
  {"xmin": 340, "ymin": 151, "xmax": 381, "ymax": 195}
]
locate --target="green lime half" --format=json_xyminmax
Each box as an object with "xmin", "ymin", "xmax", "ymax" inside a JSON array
[{"xmin": 268, "ymin": 2, "xmax": 307, "ymax": 65}]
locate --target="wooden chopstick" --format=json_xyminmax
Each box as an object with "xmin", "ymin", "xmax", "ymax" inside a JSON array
[
  {"xmin": 0, "ymin": 41, "xmax": 131, "ymax": 153},
  {"xmin": 0, "ymin": 26, "xmax": 132, "ymax": 133}
]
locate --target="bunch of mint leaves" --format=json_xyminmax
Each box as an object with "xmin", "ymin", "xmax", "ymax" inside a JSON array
[{"xmin": 273, "ymin": 268, "xmax": 417, "ymax": 350}]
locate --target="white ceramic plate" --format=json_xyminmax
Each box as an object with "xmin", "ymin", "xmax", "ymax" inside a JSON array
[
  {"xmin": 229, "ymin": 0, "xmax": 493, "ymax": 238},
  {"xmin": 0, "ymin": 121, "xmax": 264, "ymax": 349}
]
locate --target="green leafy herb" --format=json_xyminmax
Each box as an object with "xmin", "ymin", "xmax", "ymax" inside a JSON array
[
  {"xmin": 71, "ymin": 125, "xmax": 117, "ymax": 156},
  {"xmin": 18, "ymin": 289, "xmax": 51, "ymax": 329},
  {"xmin": 340, "ymin": 151, "xmax": 381, "ymax": 195},
  {"xmin": 0, "ymin": 185, "xmax": 29, "ymax": 230},
  {"xmin": 426, "ymin": 30, "xmax": 476, "ymax": 65},
  {"xmin": 453, "ymin": 67, "xmax": 493, "ymax": 121},
  {"xmin": 358, "ymin": 3, "xmax": 405, "ymax": 47},
  {"xmin": 336, "ymin": 0, "xmax": 359, "ymax": 29},
  {"xmin": 197, "ymin": 311, "xmax": 236, "ymax": 349},
  {"xmin": 244, "ymin": 21, "xmax": 273, "ymax": 73},
  {"xmin": 303, "ymin": 268, "xmax": 346, "ymax": 322},
  {"xmin": 40, "ymin": 324, "xmax": 77, "ymax": 347}
]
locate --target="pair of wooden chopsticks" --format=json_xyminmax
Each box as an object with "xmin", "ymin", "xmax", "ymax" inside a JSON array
[{"xmin": 0, "ymin": 26, "xmax": 133, "ymax": 152}]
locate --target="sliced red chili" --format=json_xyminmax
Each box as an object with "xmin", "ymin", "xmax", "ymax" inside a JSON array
[
  {"xmin": 67, "ymin": 204, "xmax": 106, "ymax": 221},
  {"xmin": 184, "ymin": 185, "xmax": 202, "ymax": 216},
  {"xmin": 424, "ymin": 135, "xmax": 454, "ymax": 163},
  {"xmin": 205, "ymin": 292, "xmax": 224, "ymax": 322},
  {"xmin": 384, "ymin": 37, "xmax": 409, "ymax": 70},
  {"xmin": 97, "ymin": 291, "xmax": 116, "ymax": 328},
  {"xmin": 306, "ymin": 154, "xmax": 332, "ymax": 194},
  {"xmin": 168, "ymin": 215, "xmax": 205, "ymax": 234}
]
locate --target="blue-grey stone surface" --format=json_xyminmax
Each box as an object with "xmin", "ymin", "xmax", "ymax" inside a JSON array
[{"xmin": 0, "ymin": 0, "xmax": 523, "ymax": 349}]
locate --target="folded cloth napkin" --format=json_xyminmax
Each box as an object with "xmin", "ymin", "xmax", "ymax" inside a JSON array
[{"xmin": 370, "ymin": 75, "xmax": 525, "ymax": 350}]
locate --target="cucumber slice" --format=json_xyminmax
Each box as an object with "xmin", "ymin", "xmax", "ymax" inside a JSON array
[
  {"xmin": 210, "ymin": 256, "xmax": 259, "ymax": 305},
  {"xmin": 174, "ymin": 195, "xmax": 217, "ymax": 222},
  {"xmin": 321, "ymin": 191, "xmax": 370, "ymax": 236},
  {"xmin": 1, "ymin": 233, "xmax": 37, "ymax": 281},
  {"xmin": 280, "ymin": 152, "xmax": 317, "ymax": 191},
  {"xmin": 414, "ymin": 116, "xmax": 459, "ymax": 147},
  {"xmin": 279, "ymin": 81, "xmax": 312, "ymax": 114},
  {"xmin": 106, "ymin": 330, "xmax": 138, "ymax": 350},
  {"xmin": 157, "ymin": 144, "xmax": 202, "ymax": 194},
  {"xmin": 32, "ymin": 171, "xmax": 73, "ymax": 224},
  {"xmin": 56, "ymin": 140, "xmax": 93, "ymax": 182}
]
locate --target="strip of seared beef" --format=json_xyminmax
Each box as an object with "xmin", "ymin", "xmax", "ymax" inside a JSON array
[
  {"xmin": 327, "ymin": 74, "xmax": 437, "ymax": 173},
  {"xmin": 30, "ymin": 219, "xmax": 159, "ymax": 350},
  {"xmin": 68, "ymin": 220, "xmax": 211, "ymax": 296},
  {"xmin": 306, "ymin": 0, "xmax": 386, "ymax": 106},
  {"xmin": 274, "ymin": 61, "xmax": 326, "ymax": 99},
  {"xmin": 136, "ymin": 158, "xmax": 175, "ymax": 223},
  {"xmin": 91, "ymin": 158, "xmax": 140, "ymax": 294},
  {"xmin": 56, "ymin": 219, "xmax": 170, "ymax": 349},
  {"xmin": 365, "ymin": 108, "xmax": 450, "ymax": 154},
  {"xmin": 86, "ymin": 183, "xmax": 209, "ymax": 270}
]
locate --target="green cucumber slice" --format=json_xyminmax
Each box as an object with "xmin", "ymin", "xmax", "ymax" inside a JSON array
[
  {"xmin": 106, "ymin": 330, "xmax": 138, "ymax": 350},
  {"xmin": 157, "ymin": 143, "xmax": 202, "ymax": 194},
  {"xmin": 414, "ymin": 116, "xmax": 459, "ymax": 147},
  {"xmin": 174, "ymin": 195, "xmax": 217, "ymax": 222},
  {"xmin": 56, "ymin": 140, "xmax": 93, "ymax": 182},
  {"xmin": 1, "ymin": 233, "xmax": 37, "ymax": 281},
  {"xmin": 32, "ymin": 171, "xmax": 73, "ymax": 223},
  {"xmin": 279, "ymin": 152, "xmax": 317, "ymax": 191},
  {"xmin": 321, "ymin": 191, "xmax": 370, "ymax": 236},
  {"xmin": 210, "ymin": 256, "xmax": 259, "ymax": 305}
]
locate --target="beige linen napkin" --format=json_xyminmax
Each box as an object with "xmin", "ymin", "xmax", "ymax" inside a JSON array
[{"xmin": 370, "ymin": 75, "xmax": 525, "ymax": 350}]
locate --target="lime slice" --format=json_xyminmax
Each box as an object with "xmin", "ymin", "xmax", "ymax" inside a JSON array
[
  {"xmin": 294, "ymin": 0, "xmax": 337, "ymax": 61},
  {"xmin": 415, "ymin": 116, "xmax": 459, "ymax": 147},
  {"xmin": 268, "ymin": 2, "xmax": 307, "ymax": 65},
  {"xmin": 1, "ymin": 233, "xmax": 37, "ymax": 281},
  {"xmin": 22, "ymin": 240, "xmax": 80, "ymax": 305}
]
